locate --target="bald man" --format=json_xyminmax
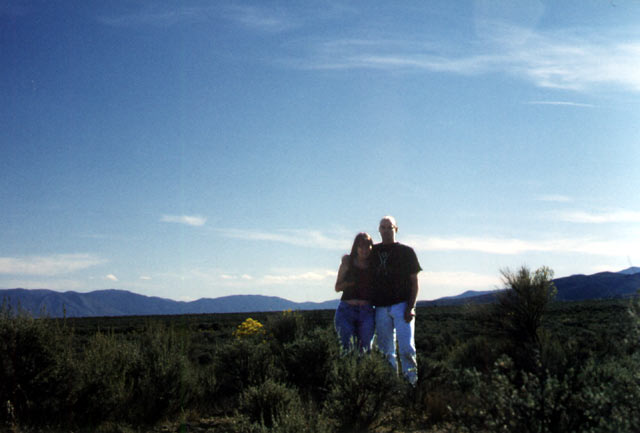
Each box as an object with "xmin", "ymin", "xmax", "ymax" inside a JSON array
[{"xmin": 371, "ymin": 216, "xmax": 422, "ymax": 386}]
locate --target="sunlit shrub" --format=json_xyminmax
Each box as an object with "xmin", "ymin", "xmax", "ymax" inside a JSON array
[
  {"xmin": 234, "ymin": 317, "xmax": 266, "ymax": 340},
  {"xmin": 238, "ymin": 379, "xmax": 302, "ymax": 428}
]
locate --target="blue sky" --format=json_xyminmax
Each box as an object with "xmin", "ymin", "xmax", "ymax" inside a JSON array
[{"xmin": 2, "ymin": 0, "xmax": 639, "ymax": 303}]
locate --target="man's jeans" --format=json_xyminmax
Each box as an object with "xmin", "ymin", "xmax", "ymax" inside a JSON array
[
  {"xmin": 375, "ymin": 302, "xmax": 418, "ymax": 385},
  {"xmin": 334, "ymin": 301, "xmax": 375, "ymax": 352}
]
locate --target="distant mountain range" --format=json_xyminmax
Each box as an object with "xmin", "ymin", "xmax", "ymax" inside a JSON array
[
  {"xmin": 0, "ymin": 289, "xmax": 339, "ymax": 318},
  {"xmin": 420, "ymin": 267, "xmax": 640, "ymax": 307},
  {"xmin": 2, "ymin": 268, "xmax": 640, "ymax": 317}
]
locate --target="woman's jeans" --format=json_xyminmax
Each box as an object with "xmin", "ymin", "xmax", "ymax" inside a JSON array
[
  {"xmin": 334, "ymin": 301, "xmax": 375, "ymax": 352},
  {"xmin": 375, "ymin": 302, "xmax": 418, "ymax": 385}
]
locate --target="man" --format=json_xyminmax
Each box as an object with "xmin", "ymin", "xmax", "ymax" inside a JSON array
[{"xmin": 372, "ymin": 216, "xmax": 422, "ymax": 386}]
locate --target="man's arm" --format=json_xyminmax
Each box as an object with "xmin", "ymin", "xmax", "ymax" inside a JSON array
[{"xmin": 404, "ymin": 273, "xmax": 419, "ymax": 322}]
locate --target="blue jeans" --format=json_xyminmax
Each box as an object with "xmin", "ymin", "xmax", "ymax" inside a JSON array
[
  {"xmin": 334, "ymin": 301, "xmax": 375, "ymax": 352},
  {"xmin": 375, "ymin": 302, "xmax": 418, "ymax": 385}
]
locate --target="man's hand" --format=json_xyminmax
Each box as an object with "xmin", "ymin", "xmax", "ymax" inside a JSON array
[{"xmin": 404, "ymin": 305, "xmax": 415, "ymax": 323}]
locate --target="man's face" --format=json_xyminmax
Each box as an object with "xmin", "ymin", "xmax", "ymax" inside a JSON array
[{"xmin": 379, "ymin": 218, "xmax": 397, "ymax": 244}]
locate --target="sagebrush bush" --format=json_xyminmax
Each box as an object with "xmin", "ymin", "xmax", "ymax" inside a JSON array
[
  {"xmin": 265, "ymin": 310, "xmax": 307, "ymax": 345},
  {"xmin": 281, "ymin": 327, "xmax": 339, "ymax": 401},
  {"xmin": 238, "ymin": 379, "xmax": 302, "ymax": 428},
  {"xmin": 74, "ymin": 331, "xmax": 139, "ymax": 424},
  {"xmin": 214, "ymin": 334, "xmax": 284, "ymax": 406},
  {"xmin": 0, "ymin": 305, "xmax": 76, "ymax": 427},
  {"xmin": 322, "ymin": 350, "xmax": 404, "ymax": 433},
  {"xmin": 127, "ymin": 323, "xmax": 196, "ymax": 423}
]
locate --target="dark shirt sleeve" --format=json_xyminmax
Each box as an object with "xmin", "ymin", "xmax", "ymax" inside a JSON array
[{"xmin": 407, "ymin": 247, "xmax": 422, "ymax": 275}]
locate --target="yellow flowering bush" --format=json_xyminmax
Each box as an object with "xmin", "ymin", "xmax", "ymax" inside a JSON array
[{"xmin": 233, "ymin": 318, "xmax": 266, "ymax": 339}]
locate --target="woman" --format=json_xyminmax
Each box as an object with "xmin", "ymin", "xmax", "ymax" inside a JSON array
[{"xmin": 334, "ymin": 232, "xmax": 375, "ymax": 352}]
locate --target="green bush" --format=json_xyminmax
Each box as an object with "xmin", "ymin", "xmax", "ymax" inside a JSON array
[
  {"xmin": 0, "ymin": 306, "xmax": 76, "ymax": 427},
  {"xmin": 238, "ymin": 379, "xmax": 303, "ymax": 428},
  {"xmin": 74, "ymin": 331, "xmax": 139, "ymax": 424},
  {"xmin": 265, "ymin": 310, "xmax": 307, "ymax": 345},
  {"xmin": 281, "ymin": 327, "xmax": 339, "ymax": 401},
  {"xmin": 322, "ymin": 350, "xmax": 404, "ymax": 433},
  {"xmin": 127, "ymin": 323, "xmax": 196, "ymax": 423},
  {"xmin": 213, "ymin": 335, "xmax": 284, "ymax": 406}
]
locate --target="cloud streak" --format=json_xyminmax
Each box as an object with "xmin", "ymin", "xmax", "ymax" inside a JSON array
[
  {"xmin": 408, "ymin": 235, "xmax": 639, "ymax": 257},
  {"xmin": 222, "ymin": 5, "xmax": 297, "ymax": 32},
  {"xmin": 534, "ymin": 194, "xmax": 573, "ymax": 203},
  {"xmin": 218, "ymin": 228, "xmax": 347, "ymax": 250},
  {"xmin": 161, "ymin": 215, "xmax": 207, "ymax": 227},
  {"xmin": 556, "ymin": 210, "xmax": 640, "ymax": 224},
  {"xmin": 527, "ymin": 101, "xmax": 595, "ymax": 108},
  {"xmin": 292, "ymin": 24, "xmax": 640, "ymax": 92},
  {"xmin": 0, "ymin": 254, "xmax": 106, "ymax": 276}
]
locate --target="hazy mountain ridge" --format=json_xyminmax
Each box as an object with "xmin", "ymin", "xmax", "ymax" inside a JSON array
[
  {"xmin": 0, "ymin": 288, "xmax": 339, "ymax": 318},
  {"xmin": 419, "ymin": 267, "xmax": 640, "ymax": 307},
  {"xmin": 2, "ymin": 268, "xmax": 639, "ymax": 317}
]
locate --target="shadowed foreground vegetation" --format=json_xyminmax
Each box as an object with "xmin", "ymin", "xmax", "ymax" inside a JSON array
[{"xmin": 2, "ymin": 267, "xmax": 640, "ymax": 432}]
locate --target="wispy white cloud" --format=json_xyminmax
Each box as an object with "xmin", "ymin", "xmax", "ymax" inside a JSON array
[
  {"xmin": 218, "ymin": 228, "xmax": 348, "ymax": 250},
  {"xmin": 222, "ymin": 5, "xmax": 297, "ymax": 32},
  {"xmin": 139, "ymin": 275, "xmax": 152, "ymax": 280},
  {"xmin": 420, "ymin": 271, "xmax": 500, "ymax": 289},
  {"xmin": 0, "ymin": 278, "xmax": 88, "ymax": 291},
  {"xmin": 555, "ymin": 209, "xmax": 640, "ymax": 223},
  {"xmin": 262, "ymin": 269, "xmax": 335, "ymax": 283},
  {"xmin": 293, "ymin": 24, "xmax": 640, "ymax": 93},
  {"xmin": 99, "ymin": 4, "xmax": 296, "ymax": 32},
  {"xmin": 527, "ymin": 101, "xmax": 595, "ymax": 108},
  {"xmin": 220, "ymin": 274, "xmax": 253, "ymax": 280},
  {"xmin": 164, "ymin": 266, "xmax": 336, "ymax": 288},
  {"xmin": 408, "ymin": 235, "xmax": 639, "ymax": 257},
  {"xmin": 0, "ymin": 254, "xmax": 106, "ymax": 276},
  {"xmin": 161, "ymin": 214, "xmax": 207, "ymax": 227},
  {"xmin": 105, "ymin": 274, "xmax": 119, "ymax": 282},
  {"xmin": 534, "ymin": 194, "xmax": 573, "ymax": 203}
]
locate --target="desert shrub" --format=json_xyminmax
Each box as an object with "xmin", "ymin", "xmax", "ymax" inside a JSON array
[
  {"xmin": 238, "ymin": 379, "xmax": 303, "ymax": 428},
  {"xmin": 74, "ymin": 331, "xmax": 139, "ymax": 425},
  {"xmin": 75, "ymin": 322, "xmax": 195, "ymax": 425},
  {"xmin": 0, "ymin": 306, "xmax": 76, "ymax": 427},
  {"xmin": 560, "ymin": 355, "xmax": 640, "ymax": 433},
  {"xmin": 446, "ymin": 356, "xmax": 544, "ymax": 433},
  {"xmin": 213, "ymin": 335, "xmax": 284, "ymax": 407},
  {"xmin": 446, "ymin": 335, "xmax": 501, "ymax": 373},
  {"xmin": 322, "ymin": 350, "xmax": 404, "ymax": 433},
  {"xmin": 281, "ymin": 326, "xmax": 339, "ymax": 402},
  {"xmin": 234, "ymin": 317, "xmax": 266, "ymax": 339},
  {"xmin": 126, "ymin": 322, "xmax": 196, "ymax": 423},
  {"xmin": 484, "ymin": 266, "xmax": 557, "ymax": 373},
  {"xmin": 446, "ymin": 350, "xmax": 640, "ymax": 433},
  {"xmin": 265, "ymin": 310, "xmax": 307, "ymax": 345}
]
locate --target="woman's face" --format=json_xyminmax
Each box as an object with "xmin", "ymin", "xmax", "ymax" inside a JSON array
[{"xmin": 357, "ymin": 242, "xmax": 372, "ymax": 259}]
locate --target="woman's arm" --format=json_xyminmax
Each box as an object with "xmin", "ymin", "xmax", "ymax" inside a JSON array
[{"xmin": 335, "ymin": 255, "xmax": 354, "ymax": 292}]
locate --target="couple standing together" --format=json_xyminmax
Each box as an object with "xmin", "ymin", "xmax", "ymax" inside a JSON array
[{"xmin": 334, "ymin": 216, "xmax": 422, "ymax": 386}]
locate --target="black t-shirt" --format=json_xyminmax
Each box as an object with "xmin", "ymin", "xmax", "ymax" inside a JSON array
[{"xmin": 371, "ymin": 242, "xmax": 422, "ymax": 307}]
